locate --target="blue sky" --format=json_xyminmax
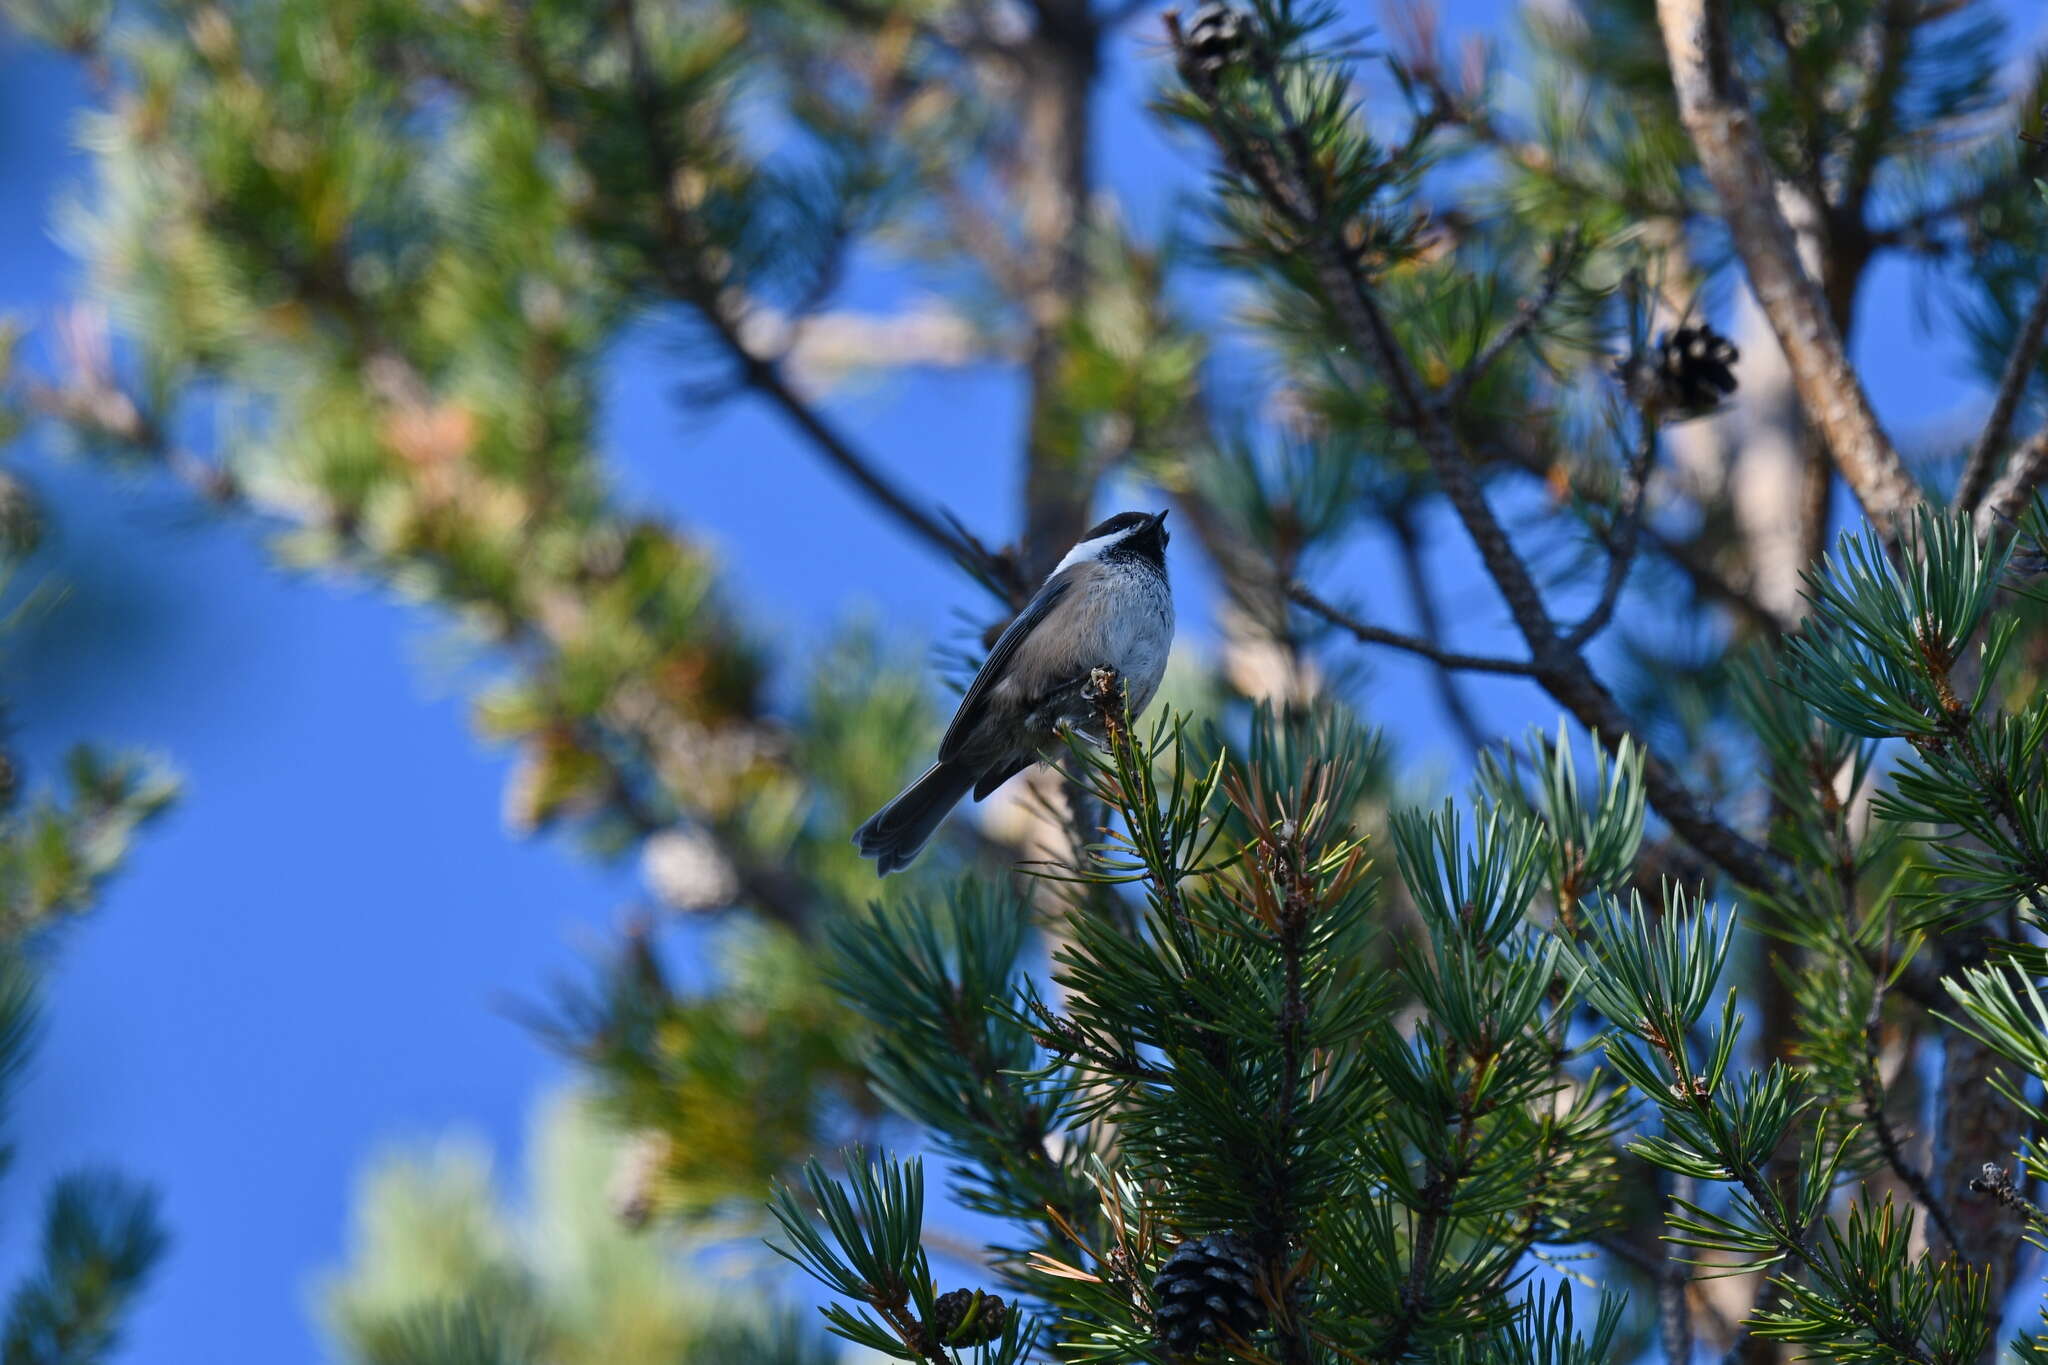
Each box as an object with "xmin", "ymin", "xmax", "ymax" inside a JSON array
[{"xmin": 0, "ymin": 2, "xmax": 2039, "ymax": 1360}]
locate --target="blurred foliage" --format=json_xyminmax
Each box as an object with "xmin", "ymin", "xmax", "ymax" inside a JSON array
[
  {"xmin": 0, "ymin": 300, "xmax": 177, "ymax": 1365},
  {"xmin": 322, "ymin": 1090, "xmax": 834, "ymax": 1365},
  {"xmin": 548, "ymin": 919, "xmax": 876, "ymax": 1224}
]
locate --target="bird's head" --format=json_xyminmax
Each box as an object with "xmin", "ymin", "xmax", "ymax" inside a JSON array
[{"xmin": 1057, "ymin": 509, "xmax": 1171, "ymax": 573}]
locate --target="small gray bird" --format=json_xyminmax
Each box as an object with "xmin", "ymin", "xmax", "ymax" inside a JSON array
[{"xmin": 854, "ymin": 510, "xmax": 1175, "ymax": 875}]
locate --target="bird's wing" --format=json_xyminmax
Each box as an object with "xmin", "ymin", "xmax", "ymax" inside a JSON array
[{"xmin": 939, "ymin": 572, "xmax": 1074, "ymax": 761}]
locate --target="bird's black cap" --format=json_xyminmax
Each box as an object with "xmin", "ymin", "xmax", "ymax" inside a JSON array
[{"xmin": 1076, "ymin": 509, "xmax": 1170, "ymax": 570}]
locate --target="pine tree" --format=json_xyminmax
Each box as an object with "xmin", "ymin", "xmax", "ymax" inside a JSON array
[
  {"xmin": 13, "ymin": 0, "xmax": 2048, "ymax": 1360},
  {"xmin": 0, "ymin": 338, "xmax": 176, "ymax": 1361}
]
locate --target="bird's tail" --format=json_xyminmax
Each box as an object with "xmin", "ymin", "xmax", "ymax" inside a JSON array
[{"xmin": 853, "ymin": 761, "xmax": 978, "ymax": 876}]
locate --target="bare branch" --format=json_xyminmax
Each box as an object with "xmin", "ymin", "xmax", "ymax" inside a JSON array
[
  {"xmin": 733, "ymin": 348, "xmax": 983, "ymax": 566},
  {"xmin": 1859, "ymin": 1043, "xmax": 1963, "ymax": 1255},
  {"xmin": 1484, "ymin": 435, "xmax": 1791, "ymax": 636},
  {"xmin": 1654, "ymin": 0, "xmax": 1923, "ymax": 544},
  {"xmin": 1562, "ymin": 421, "xmax": 1657, "ymax": 651},
  {"xmin": 1959, "ymin": 263, "xmax": 2048, "ymax": 513},
  {"xmin": 1974, "ymin": 428, "xmax": 2048, "ymax": 540},
  {"xmin": 1388, "ymin": 509, "xmax": 1491, "ymax": 751},
  {"xmin": 1287, "ymin": 582, "xmax": 1539, "ymax": 677},
  {"xmin": 1438, "ymin": 235, "xmax": 1581, "ymax": 414}
]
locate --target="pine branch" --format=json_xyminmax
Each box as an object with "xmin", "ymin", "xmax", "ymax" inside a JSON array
[
  {"xmin": 1172, "ymin": 23, "xmax": 1780, "ymax": 894},
  {"xmin": 1959, "ymin": 263, "xmax": 2048, "ymax": 513},
  {"xmin": 2, "ymin": 1172, "xmax": 167, "ymax": 1365},
  {"xmin": 1287, "ymin": 581, "xmax": 1540, "ymax": 676},
  {"xmin": 37, "ymin": 208, "xmax": 831, "ymax": 933},
  {"xmin": 1645, "ymin": 1045, "xmax": 1938, "ymax": 1365},
  {"xmin": 1484, "ymin": 436, "xmax": 1791, "ymax": 637},
  {"xmin": 615, "ymin": 0, "xmax": 981, "ymax": 573},
  {"xmin": 1264, "ymin": 838, "xmax": 1316, "ymax": 1365},
  {"xmin": 1654, "ymin": 0, "xmax": 1924, "ymax": 545},
  {"xmin": 1372, "ymin": 1056, "xmax": 1476, "ymax": 1364}
]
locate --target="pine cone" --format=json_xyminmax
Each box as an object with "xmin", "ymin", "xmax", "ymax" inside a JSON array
[
  {"xmin": 929, "ymin": 1287, "xmax": 1009, "ymax": 1347},
  {"xmin": 1152, "ymin": 1233, "xmax": 1265, "ymax": 1356},
  {"xmin": 1624, "ymin": 322, "xmax": 1740, "ymax": 417},
  {"xmin": 1181, "ymin": 3, "xmax": 1251, "ymax": 77}
]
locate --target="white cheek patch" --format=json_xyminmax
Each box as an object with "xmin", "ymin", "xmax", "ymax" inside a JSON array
[{"xmin": 1053, "ymin": 528, "xmax": 1134, "ymax": 574}]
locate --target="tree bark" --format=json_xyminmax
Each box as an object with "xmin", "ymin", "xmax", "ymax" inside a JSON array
[
  {"xmin": 1930, "ymin": 1025, "xmax": 2026, "ymax": 1315},
  {"xmin": 1016, "ymin": 0, "xmax": 1102, "ymax": 579},
  {"xmin": 1654, "ymin": 0, "xmax": 1922, "ymax": 545}
]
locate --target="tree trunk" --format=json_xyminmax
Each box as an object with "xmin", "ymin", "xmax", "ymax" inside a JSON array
[{"xmin": 1016, "ymin": 1, "xmax": 1100, "ymax": 579}]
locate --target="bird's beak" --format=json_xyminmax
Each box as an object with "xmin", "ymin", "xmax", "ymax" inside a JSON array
[{"xmin": 1154, "ymin": 508, "xmax": 1171, "ymax": 525}]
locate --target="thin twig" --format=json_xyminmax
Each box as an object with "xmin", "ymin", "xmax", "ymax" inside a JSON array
[
  {"xmin": 1439, "ymin": 234, "xmax": 1581, "ymax": 414},
  {"xmin": 1858, "ymin": 1038, "xmax": 1963, "ymax": 1254},
  {"xmin": 1287, "ymin": 582, "xmax": 1539, "ymax": 676},
  {"xmin": 1960, "ymin": 263, "xmax": 2048, "ymax": 513},
  {"xmin": 1639, "ymin": 1039, "xmax": 1935, "ymax": 1365},
  {"xmin": 1388, "ymin": 509, "xmax": 1491, "ymax": 750},
  {"xmin": 1562, "ymin": 419, "xmax": 1657, "ymax": 650},
  {"xmin": 1484, "ymin": 435, "xmax": 1789, "ymax": 636}
]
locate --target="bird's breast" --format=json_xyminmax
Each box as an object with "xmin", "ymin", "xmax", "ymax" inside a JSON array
[
  {"xmin": 1071, "ymin": 564, "xmax": 1174, "ymax": 712},
  {"xmin": 989, "ymin": 563, "xmax": 1176, "ymax": 746}
]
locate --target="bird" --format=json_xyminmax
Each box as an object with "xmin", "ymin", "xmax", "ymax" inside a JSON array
[{"xmin": 853, "ymin": 509, "xmax": 1175, "ymax": 875}]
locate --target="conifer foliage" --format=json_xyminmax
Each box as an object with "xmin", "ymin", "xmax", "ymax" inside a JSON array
[{"xmin": 13, "ymin": 0, "xmax": 2048, "ymax": 1360}]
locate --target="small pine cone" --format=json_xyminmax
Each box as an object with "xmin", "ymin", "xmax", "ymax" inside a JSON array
[
  {"xmin": 929, "ymin": 1287, "xmax": 1009, "ymax": 1347},
  {"xmin": 1622, "ymin": 325, "xmax": 1736, "ymax": 417},
  {"xmin": 1617, "ymin": 323, "xmax": 1740, "ymax": 417},
  {"xmin": 1660, "ymin": 323, "xmax": 1740, "ymax": 409},
  {"xmin": 1181, "ymin": 2, "xmax": 1251, "ymax": 77},
  {"xmin": 1153, "ymin": 1233, "xmax": 1265, "ymax": 1356}
]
